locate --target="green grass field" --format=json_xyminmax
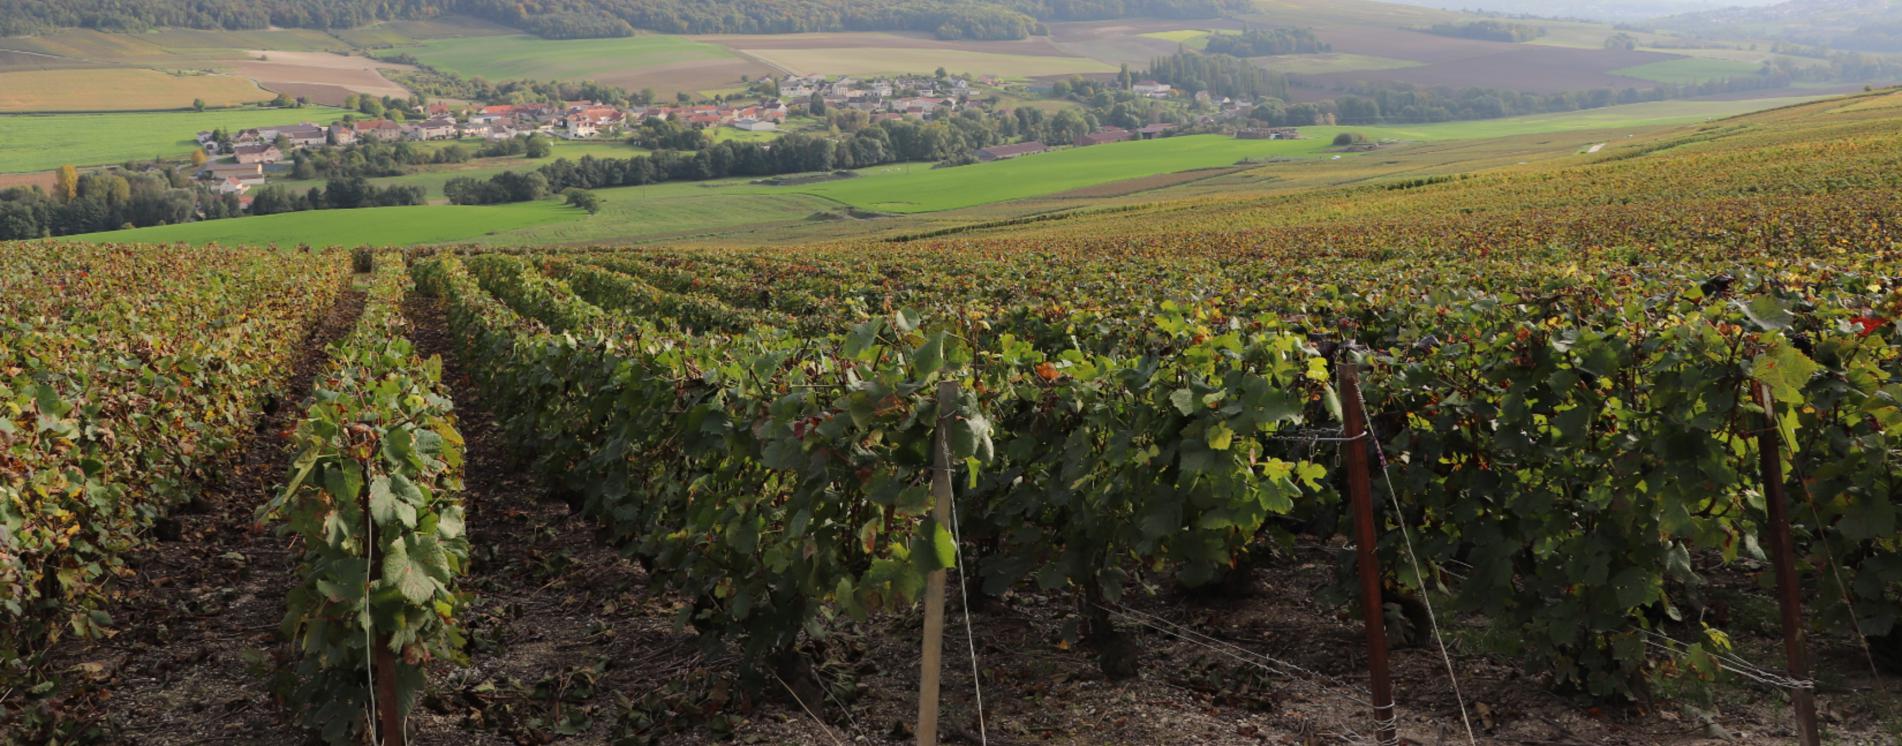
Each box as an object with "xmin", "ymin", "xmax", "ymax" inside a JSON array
[
  {"xmin": 388, "ymin": 34, "xmax": 737, "ymax": 84},
  {"xmin": 710, "ymin": 127, "xmax": 783, "ymax": 145},
  {"xmin": 0, "ymin": 69, "xmax": 271, "ymax": 112},
  {"xmin": 739, "ymin": 135, "xmax": 1332, "ymax": 213},
  {"xmin": 732, "ymin": 96, "xmax": 1830, "ymax": 213},
  {"xmin": 1140, "ymin": 29, "xmax": 1215, "ymax": 44},
  {"xmin": 468, "ymin": 183, "xmax": 839, "ymax": 247},
  {"xmin": 0, "ymin": 106, "xmax": 350, "ymax": 173},
  {"xmin": 330, "ymin": 17, "xmax": 515, "ymax": 47},
  {"xmin": 736, "ymin": 47, "xmax": 1115, "ymax": 79},
  {"xmin": 1613, "ymin": 57, "xmax": 1766, "ymax": 84},
  {"xmin": 77, "ymin": 202, "xmax": 574, "ymax": 247},
  {"xmin": 1137, "ymin": 29, "xmax": 1223, "ymax": 50}
]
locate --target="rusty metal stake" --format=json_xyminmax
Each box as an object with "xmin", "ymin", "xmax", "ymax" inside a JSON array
[
  {"xmin": 1755, "ymin": 383, "xmax": 1821, "ymax": 746},
  {"xmin": 1340, "ymin": 357, "xmax": 1398, "ymax": 746}
]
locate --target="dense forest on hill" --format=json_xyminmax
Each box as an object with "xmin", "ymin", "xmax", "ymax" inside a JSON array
[{"xmin": 0, "ymin": 0, "xmax": 1243, "ymax": 39}]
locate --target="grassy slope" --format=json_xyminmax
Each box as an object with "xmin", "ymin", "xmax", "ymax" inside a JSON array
[
  {"xmin": 0, "ymin": 106, "xmax": 350, "ymax": 173},
  {"xmin": 467, "ymin": 183, "xmax": 839, "ymax": 247},
  {"xmin": 776, "ymin": 97, "xmax": 1828, "ymax": 213},
  {"xmin": 734, "ymin": 47, "xmax": 1115, "ymax": 78},
  {"xmin": 1330, "ymin": 96, "xmax": 1831, "ymax": 141},
  {"xmin": 77, "ymin": 202, "xmax": 573, "ymax": 247},
  {"xmin": 757, "ymin": 135, "xmax": 1333, "ymax": 213},
  {"xmin": 388, "ymin": 34, "xmax": 736, "ymax": 83}
]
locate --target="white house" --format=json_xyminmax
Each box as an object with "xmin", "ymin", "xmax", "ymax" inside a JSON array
[
  {"xmin": 409, "ymin": 118, "xmax": 457, "ymax": 140},
  {"xmin": 564, "ymin": 117, "xmax": 599, "ymax": 138},
  {"xmin": 1132, "ymin": 80, "xmax": 1173, "ymax": 97}
]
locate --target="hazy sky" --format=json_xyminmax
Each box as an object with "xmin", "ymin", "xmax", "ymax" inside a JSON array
[{"xmin": 1375, "ymin": 0, "xmax": 1787, "ymax": 21}]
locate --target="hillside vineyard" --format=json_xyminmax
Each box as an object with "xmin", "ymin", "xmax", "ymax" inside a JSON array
[{"xmin": 7, "ymin": 89, "xmax": 1902, "ymax": 741}]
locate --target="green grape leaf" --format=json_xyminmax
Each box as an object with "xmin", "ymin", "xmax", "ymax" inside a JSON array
[
  {"xmin": 1750, "ymin": 339, "xmax": 1821, "ymax": 404},
  {"xmin": 1737, "ymin": 296, "xmax": 1794, "ymax": 331},
  {"xmin": 382, "ymin": 536, "xmax": 440, "ymax": 605}
]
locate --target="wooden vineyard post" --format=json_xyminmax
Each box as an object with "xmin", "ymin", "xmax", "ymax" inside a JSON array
[
  {"xmin": 1339, "ymin": 356, "xmax": 1399, "ymax": 746},
  {"xmin": 372, "ymin": 637, "xmax": 405, "ymax": 745},
  {"xmin": 1754, "ymin": 383, "xmax": 1822, "ymax": 746},
  {"xmin": 917, "ymin": 380, "xmax": 959, "ymax": 746},
  {"xmin": 360, "ymin": 470, "xmax": 405, "ymax": 745}
]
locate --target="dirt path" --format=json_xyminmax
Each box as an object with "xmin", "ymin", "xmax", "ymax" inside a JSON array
[
  {"xmin": 402, "ymin": 294, "xmax": 713, "ymax": 745},
  {"xmin": 46, "ymin": 283, "xmax": 369, "ymax": 744}
]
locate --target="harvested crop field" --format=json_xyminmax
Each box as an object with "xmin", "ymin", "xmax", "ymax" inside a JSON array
[
  {"xmin": 1303, "ymin": 24, "xmax": 1502, "ymax": 64},
  {"xmin": 0, "ymin": 30, "xmax": 175, "ymax": 66},
  {"xmin": 0, "ymin": 68, "xmax": 271, "ymax": 112},
  {"xmin": 1305, "ymin": 42, "xmax": 1682, "ymax": 93},
  {"xmin": 227, "ymin": 50, "xmax": 413, "ymax": 104},
  {"xmin": 1047, "ymin": 19, "xmax": 1245, "ymax": 66},
  {"xmin": 0, "ymin": 47, "xmax": 106, "ymax": 72},
  {"xmin": 0, "ymin": 169, "xmax": 56, "ymax": 194}
]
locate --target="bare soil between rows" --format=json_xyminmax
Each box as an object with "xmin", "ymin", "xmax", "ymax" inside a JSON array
[
  {"xmin": 27, "ymin": 282, "xmax": 1901, "ymax": 745},
  {"xmin": 39, "ymin": 280, "xmax": 371, "ymax": 744}
]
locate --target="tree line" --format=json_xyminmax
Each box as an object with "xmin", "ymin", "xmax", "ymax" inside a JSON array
[
  {"xmin": 0, "ymin": 167, "xmax": 424, "ymax": 240},
  {"xmin": 1424, "ymin": 21, "xmax": 1547, "ymax": 43},
  {"xmin": 0, "ymin": 0, "xmax": 1241, "ymax": 40},
  {"xmin": 445, "ymin": 114, "xmax": 1055, "ymax": 205},
  {"xmin": 286, "ymin": 139, "xmax": 485, "ymax": 181},
  {"xmin": 1202, "ymin": 27, "xmax": 1330, "ymax": 57},
  {"xmin": 0, "ymin": 169, "xmax": 228, "ymax": 240},
  {"xmin": 247, "ymin": 178, "xmax": 425, "ymax": 216},
  {"xmin": 1144, "ymin": 50, "xmax": 1292, "ymax": 100}
]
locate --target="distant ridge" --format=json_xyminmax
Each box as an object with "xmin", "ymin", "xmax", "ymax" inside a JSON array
[{"xmin": 1657, "ymin": 0, "xmax": 1902, "ymax": 52}]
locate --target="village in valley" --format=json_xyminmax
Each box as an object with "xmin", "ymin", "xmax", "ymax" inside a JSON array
[{"xmin": 187, "ymin": 70, "xmax": 1298, "ymax": 209}]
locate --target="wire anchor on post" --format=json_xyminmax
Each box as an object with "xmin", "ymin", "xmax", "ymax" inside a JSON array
[
  {"xmin": 1337, "ymin": 350, "xmax": 1399, "ymax": 746},
  {"xmin": 1753, "ymin": 382, "xmax": 1821, "ymax": 746}
]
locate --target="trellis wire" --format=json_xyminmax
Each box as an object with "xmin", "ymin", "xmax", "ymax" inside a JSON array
[
  {"xmin": 1095, "ymin": 601, "xmax": 1377, "ymax": 744},
  {"xmin": 1353, "ymin": 373, "xmax": 1480, "ymax": 746},
  {"xmin": 1786, "ymin": 456, "xmax": 1890, "ymax": 696},
  {"xmin": 948, "ymin": 483, "xmax": 990, "ymax": 745},
  {"xmin": 774, "ymin": 670, "xmax": 847, "ymax": 746},
  {"xmin": 1095, "ymin": 602, "xmax": 1373, "ymax": 704}
]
